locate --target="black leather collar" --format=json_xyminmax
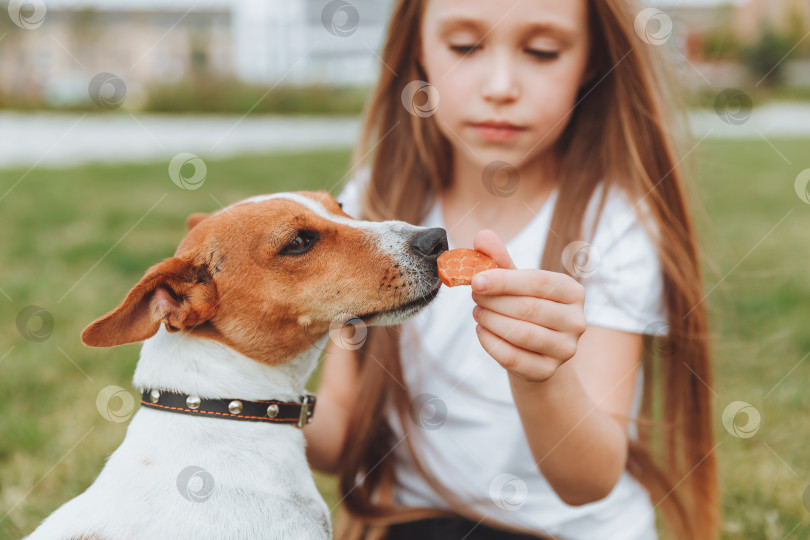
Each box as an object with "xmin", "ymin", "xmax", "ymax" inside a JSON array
[{"xmin": 140, "ymin": 388, "xmax": 315, "ymax": 427}]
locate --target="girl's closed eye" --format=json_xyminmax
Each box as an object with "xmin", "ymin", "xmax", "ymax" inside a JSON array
[
  {"xmin": 448, "ymin": 44, "xmax": 559, "ymax": 60},
  {"xmin": 526, "ymin": 49, "xmax": 559, "ymax": 60},
  {"xmin": 448, "ymin": 44, "xmax": 480, "ymax": 55}
]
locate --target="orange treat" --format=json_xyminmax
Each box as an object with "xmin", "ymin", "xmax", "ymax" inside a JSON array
[{"xmin": 437, "ymin": 248, "xmax": 498, "ymax": 287}]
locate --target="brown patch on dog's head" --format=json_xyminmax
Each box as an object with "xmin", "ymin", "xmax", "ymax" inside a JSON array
[
  {"xmin": 186, "ymin": 212, "xmax": 208, "ymax": 231},
  {"xmin": 82, "ymin": 190, "xmax": 441, "ymax": 366}
]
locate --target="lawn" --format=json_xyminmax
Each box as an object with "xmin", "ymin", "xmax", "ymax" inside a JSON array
[{"xmin": 0, "ymin": 141, "xmax": 808, "ymax": 539}]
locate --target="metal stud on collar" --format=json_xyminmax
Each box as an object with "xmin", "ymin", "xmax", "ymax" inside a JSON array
[
  {"xmin": 139, "ymin": 388, "xmax": 316, "ymax": 426},
  {"xmin": 186, "ymin": 395, "xmax": 201, "ymax": 409}
]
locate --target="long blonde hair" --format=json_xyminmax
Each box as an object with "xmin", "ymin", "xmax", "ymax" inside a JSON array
[{"xmin": 334, "ymin": 1, "xmax": 719, "ymax": 539}]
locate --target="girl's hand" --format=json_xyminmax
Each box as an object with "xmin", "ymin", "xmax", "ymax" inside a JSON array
[{"xmin": 470, "ymin": 229, "xmax": 587, "ymax": 384}]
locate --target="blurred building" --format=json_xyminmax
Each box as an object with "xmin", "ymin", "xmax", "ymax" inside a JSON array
[
  {"xmin": 232, "ymin": 0, "xmax": 391, "ymax": 85},
  {"xmin": 733, "ymin": 0, "xmax": 810, "ymax": 42},
  {"xmin": 0, "ymin": 0, "xmax": 392, "ymax": 106},
  {"xmin": 0, "ymin": 0, "xmax": 232, "ymax": 105},
  {"xmin": 652, "ymin": 0, "xmax": 810, "ymax": 87},
  {"xmin": 0, "ymin": 0, "xmax": 808, "ymax": 107}
]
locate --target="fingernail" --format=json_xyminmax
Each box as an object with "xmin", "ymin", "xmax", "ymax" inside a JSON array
[
  {"xmin": 472, "ymin": 275, "xmax": 488, "ymax": 291},
  {"xmin": 472, "ymin": 305, "xmax": 481, "ymax": 319}
]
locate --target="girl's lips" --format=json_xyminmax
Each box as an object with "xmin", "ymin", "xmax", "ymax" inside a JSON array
[{"xmin": 470, "ymin": 123, "xmax": 526, "ymax": 142}]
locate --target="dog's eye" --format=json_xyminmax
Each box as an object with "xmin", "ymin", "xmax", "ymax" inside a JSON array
[{"xmin": 280, "ymin": 231, "xmax": 318, "ymax": 255}]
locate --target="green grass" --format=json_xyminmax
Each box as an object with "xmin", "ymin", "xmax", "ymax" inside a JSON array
[{"xmin": 1, "ymin": 141, "xmax": 809, "ymax": 538}]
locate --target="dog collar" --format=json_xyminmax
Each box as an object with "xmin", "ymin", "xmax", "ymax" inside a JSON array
[{"xmin": 140, "ymin": 388, "xmax": 316, "ymax": 428}]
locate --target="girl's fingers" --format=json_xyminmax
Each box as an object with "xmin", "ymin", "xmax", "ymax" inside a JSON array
[
  {"xmin": 471, "ymin": 268, "xmax": 585, "ymax": 305},
  {"xmin": 471, "ymin": 293, "xmax": 585, "ymax": 333},
  {"xmin": 474, "ymin": 322, "xmax": 558, "ymax": 382},
  {"xmin": 472, "ymin": 229, "xmax": 517, "ymax": 270},
  {"xmin": 473, "ymin": 305, "xmax": 579, "ymax": 362}
]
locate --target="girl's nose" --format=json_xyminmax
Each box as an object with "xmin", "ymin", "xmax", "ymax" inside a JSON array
[{"xmin": 481, "ymin": 52, "xmax": 520, "ymax": 103}]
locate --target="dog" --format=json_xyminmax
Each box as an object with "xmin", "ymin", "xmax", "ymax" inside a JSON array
[{"xmin": 25, "ymin": 190, "xmax": 448, "ymax": 540}]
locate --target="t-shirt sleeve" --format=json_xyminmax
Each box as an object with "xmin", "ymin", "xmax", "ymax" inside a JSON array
[
  {"xmin": 580, "ymin": 186, "xmax": 667, "ymax": 334},
  {"xmin": 335, "ymin": 166, "xmax": 371, "ymax": 220}
]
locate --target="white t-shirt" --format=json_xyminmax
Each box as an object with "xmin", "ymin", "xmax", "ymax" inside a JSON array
[{"xmin": 336, "ymin": 169, "xmax": 665, "ymax": 540}]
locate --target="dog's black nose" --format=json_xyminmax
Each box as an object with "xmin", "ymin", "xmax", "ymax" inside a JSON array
[{"xmin": 410, "ymin": 227, "xmax": 448, "ymax": 260}]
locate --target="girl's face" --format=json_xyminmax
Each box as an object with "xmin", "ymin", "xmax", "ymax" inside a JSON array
[{"xmin": 419, "ymin": 0, "xmax": 591, "ymax": 171}]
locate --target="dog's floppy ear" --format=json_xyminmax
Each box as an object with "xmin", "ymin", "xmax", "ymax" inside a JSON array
[
  {"xmin": 186, "ymin": 213, "xmax": 208, "ymax": 231},
  {"xmin": 81, "ymin": 257, "xmax": 218, "ymax": 347}
]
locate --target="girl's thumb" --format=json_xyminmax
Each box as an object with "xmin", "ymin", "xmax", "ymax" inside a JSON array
[{"xmin": 472, "ymin": 229, "xmax": 517, "ymax": 270}]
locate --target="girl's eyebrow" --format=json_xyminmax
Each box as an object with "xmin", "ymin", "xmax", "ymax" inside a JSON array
[{"xmin": 436, "ymin": 16, "xmax": 578, "ymax": 45}]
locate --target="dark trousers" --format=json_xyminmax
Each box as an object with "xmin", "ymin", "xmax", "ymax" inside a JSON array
[{"xmin": 383, "ymin": 516, "xmax": 554, "ymax": 540}]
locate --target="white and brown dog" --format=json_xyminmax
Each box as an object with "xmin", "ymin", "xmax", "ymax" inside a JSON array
[{"xmin": 25, "ymin": 191, "xmax": 447, "ymax": 540}]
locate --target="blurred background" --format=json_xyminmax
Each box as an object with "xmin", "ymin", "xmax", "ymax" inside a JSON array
[{"xmin": 0, "ymin": 0, "xmax": 809, "ymax": 538}]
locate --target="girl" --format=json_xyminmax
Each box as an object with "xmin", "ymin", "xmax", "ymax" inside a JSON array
[{"xmin": 304, "ymin": 0, "xmax": 719, "ymax": 539}]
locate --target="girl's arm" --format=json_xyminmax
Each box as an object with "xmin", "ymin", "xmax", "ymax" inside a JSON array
[
  {"xmin": 505, "ymin": 326, "xmax": 641, "ymax": 506},
  {"xmin": 471, "ymin": 230, "xmax": 639, "ymax": 506},
  {"xmin": 303, "ymin": 339, "xmax": 360, "ymax": 474}
]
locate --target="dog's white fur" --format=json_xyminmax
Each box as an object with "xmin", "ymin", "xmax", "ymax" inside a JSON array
[
  {"xmin": 26, "ymin": 327, "xmax": 332, "ymax": 540},
  {"xmin": 24, "ymin": 192, "xmax": 444, "ymax": 540}
]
